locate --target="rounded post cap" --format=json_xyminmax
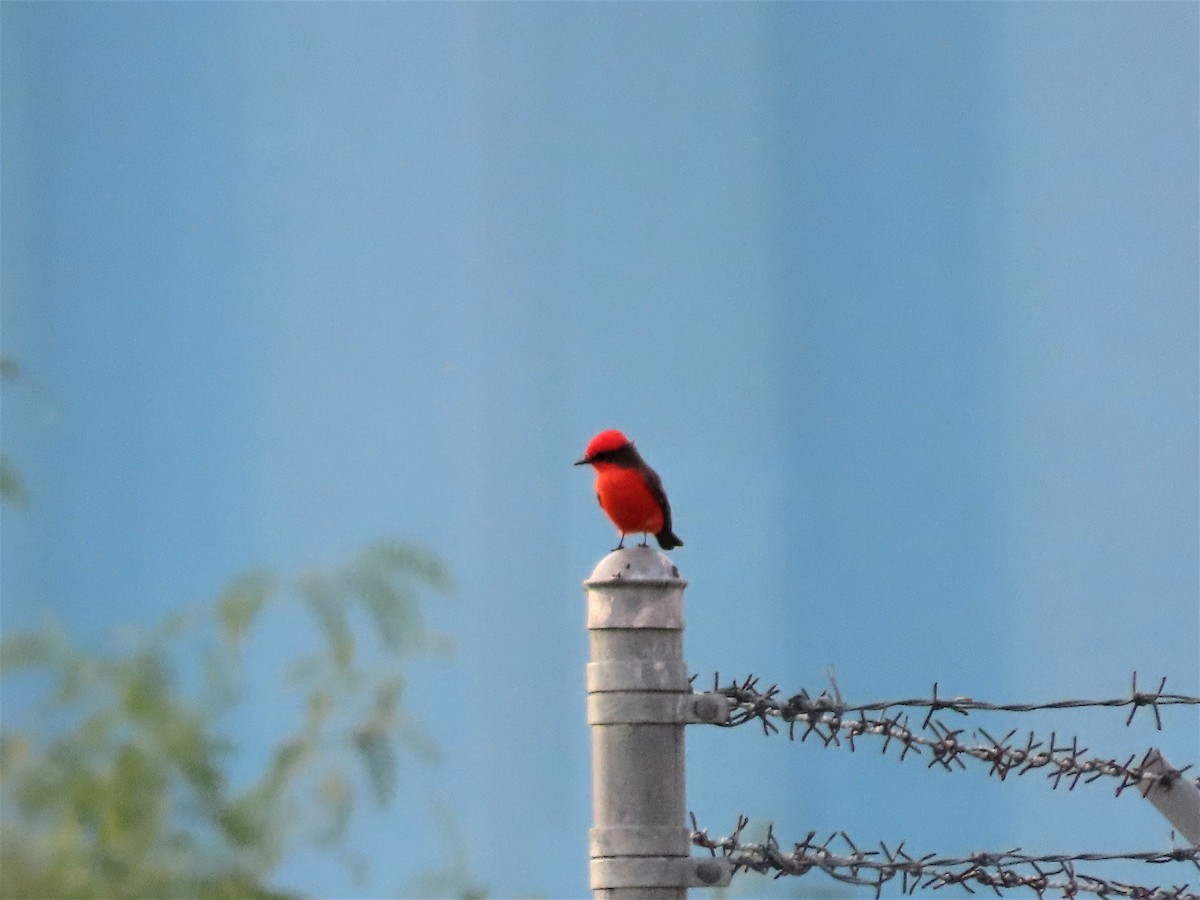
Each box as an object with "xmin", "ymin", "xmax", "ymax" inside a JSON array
[{"xmin": 585, "ymin": 546, "xmax": 685, "ymax": 587}]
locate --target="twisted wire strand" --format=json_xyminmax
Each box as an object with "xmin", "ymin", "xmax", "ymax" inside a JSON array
[
  {"xmin": 691, "ymin": 816, "xmax": 1200, "ymax": 900},
  {"xmin": 705, "ymin": 673, "xmax": 1200, "ymax": 794},
  {"xmin": 705, "ymin": 672, "xmax": 1199, "ymax": 730}
]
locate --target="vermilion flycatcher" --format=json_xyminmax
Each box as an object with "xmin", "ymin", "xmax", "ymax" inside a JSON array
[{"xmin": 575, "ymin": 429, "xmax": 683, "ymax": 551}]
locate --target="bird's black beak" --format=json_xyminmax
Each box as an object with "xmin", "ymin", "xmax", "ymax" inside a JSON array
[{"xmin": 573, "ymin": 456, "xmax": 591, "ymax": 466}]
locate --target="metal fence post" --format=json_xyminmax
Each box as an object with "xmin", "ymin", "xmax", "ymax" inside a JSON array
[
  {"xmin": 1142, "ymin": 749, "xmax": 1200, "ymax": 846},
  {"xmin": 585, "ymin": 547, "xmax": 732, "ymax": 899}
]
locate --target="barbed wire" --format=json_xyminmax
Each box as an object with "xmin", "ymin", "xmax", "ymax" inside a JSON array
[
  {"xmin": 702, "ymin": 672, "xmax": 1200, "ymax": 731},
  {"xmin": 691, "ymin": 815, "xmax": 1200, "ymax": 900},
  {"xmin": 702, "ymin": 673, "xmax": 1200, "ymax": 795}
]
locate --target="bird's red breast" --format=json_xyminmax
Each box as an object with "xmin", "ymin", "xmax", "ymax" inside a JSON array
[{"xmin": 592, "ymin": 463, "xmax": 666, "ymax": 535}]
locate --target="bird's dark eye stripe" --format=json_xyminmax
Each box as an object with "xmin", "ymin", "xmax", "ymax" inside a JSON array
[{"xmin": 592, "ymin": 446, "xmax": 635, "ymax": 464}]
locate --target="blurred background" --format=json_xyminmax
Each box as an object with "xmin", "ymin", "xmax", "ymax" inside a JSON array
[{"xmin": 2, "ymin": 3, "xmax": 1196, "ymax": 898}]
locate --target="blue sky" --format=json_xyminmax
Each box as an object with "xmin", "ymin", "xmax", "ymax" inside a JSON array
[{"xmin": 3, "ymin": 4, "xmax": 1197, "ymax": 898}]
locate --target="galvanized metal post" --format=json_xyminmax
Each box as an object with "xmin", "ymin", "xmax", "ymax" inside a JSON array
[
  {"xmin": 1142, "ymin": 749, "xmax": 1200, "ymax": 846},
  {"xmin": 586, "ymin": 547, "xmax": 732, "ymax": 899}
]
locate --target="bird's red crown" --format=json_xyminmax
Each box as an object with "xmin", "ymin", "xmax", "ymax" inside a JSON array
[{"xmin": 583, "ymin": 429, "xmax": 630, "ymax": 460}]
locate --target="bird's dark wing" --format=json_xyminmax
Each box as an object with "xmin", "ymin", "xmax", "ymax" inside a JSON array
[
  {"xmin": 641, "ymin": 464, "xmax": 673, "ymax": 532},
  {"xmin": 623, "ymin": 444, "xmax": 673, "ymax": 529},
  {"xmin": 645, "ymin": 465, "xmax": 684, "ymax": 548},
  {"xmin": 624, "ymin": 443, "xmax": 682, "ymax": 549}
]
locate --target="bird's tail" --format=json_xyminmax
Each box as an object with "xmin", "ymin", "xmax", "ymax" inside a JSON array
[{"xmin": 655, "ymin": 528, "xmax": 684, "ymax": 550}]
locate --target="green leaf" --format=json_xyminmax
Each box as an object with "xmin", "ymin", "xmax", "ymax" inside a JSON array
[
  {"xmin": 192, "ymin": 872, "xmax": 300, "ymax": 900},
  {"xmin": 422, "ymin": 630, "xmax": 457, "ymax": 659},
  {"xmin": 111, "ymin": 744, "xmax": 166, "ymax": 843},
  {"xmin": 0, "ymin": 356, "xmax": 19, "ymax": 380},
  {"xmin": 344, "ymin": 543, "xmax": 460, "ymax": 657},
  {"xmin": 259, "ymin": 738, "xmax": 307, "ymax": 801},
  {"xmin": 402, "ymin": 803, "xmax": 489, "ymax": 900},
  {"xmin": 217, "ymin": 793, "xmax": 273, "ymax": 857},
  {"xmin": 75, "ymin": 710, "xmax": 119, "ymax": 751},
  {"xmin": 0, "ymin": 628, "xmax": 67, "ymax": 672},
  {"xmin": 344, "ymin": 566, "xmax": 418, "ymax": 654},
  {"xmin": 0, "ymin": 453, "xmax": 26, "ymax": 504},
  {"xmin": 0, "ymin": 735, "xmax": 30, "ymax": 779},
  {"xmin": 118, "ymin": 652, "xmax": 171, "ymax": 722},
  {"xmin": 217, "ymin": 570, "xmax": 275, "ymax": 647},
  {"xmin": 393, "ymin": 714, "xmax": 441, "ymax": 765},
  {"xmin": 55, "ymin": 656, "xmax": 98, "ymax": 704},
  {"xmin": 352, "ymin": 728, "xmax": 397, "ymax": 806},
  {"xmin": 305, "ymin": 688, "xmax": 332, "ymax": 732},
  {"xmin": 297, "ymin": 572, "xmax": 354, "ymax": 670},
  {"xmin": 343, "ymin": 850, "xmax": 369, "ymax": 890},
  {"xmin": 371, "ymin": 677, "xmax": 403, "ymax": 724},
  {"xmin": 162, "ymin": 716, "xmax": 224, "ymax": 799},
  {"xmin": 315, "ymin": 773, "xmax": 351, "ymax": 846},
  {"xmin": 360, "ymin": 541, "xmax": 454, "ymax": 594}
]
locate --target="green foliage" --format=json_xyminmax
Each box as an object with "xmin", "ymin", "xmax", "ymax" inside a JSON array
[
  {"xmin": 402, "ymin": 803, "xmax": 489, "ymax": 900},
  {"xmin": 217, "ymin": 571, "xmax": 275, "ymax": 649},
  {"xmin": 0, "ymin": 356, "xmax": 26, "ymax": 505},
  {"xmin": 0, "ymin": 627, "xmax": 68, "ymax": 673},
  {"xmin": 0, "ymin": 453, "xmax": 27, "ymax": 505},
  {"xmin": 0, "ymin": 542, "xmax": 475, "ymax": 899}
]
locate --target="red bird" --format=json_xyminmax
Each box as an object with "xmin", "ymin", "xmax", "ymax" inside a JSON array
[{"xmin": 575, "ymin": 429, "xmax": 683, "ymax": 551}]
